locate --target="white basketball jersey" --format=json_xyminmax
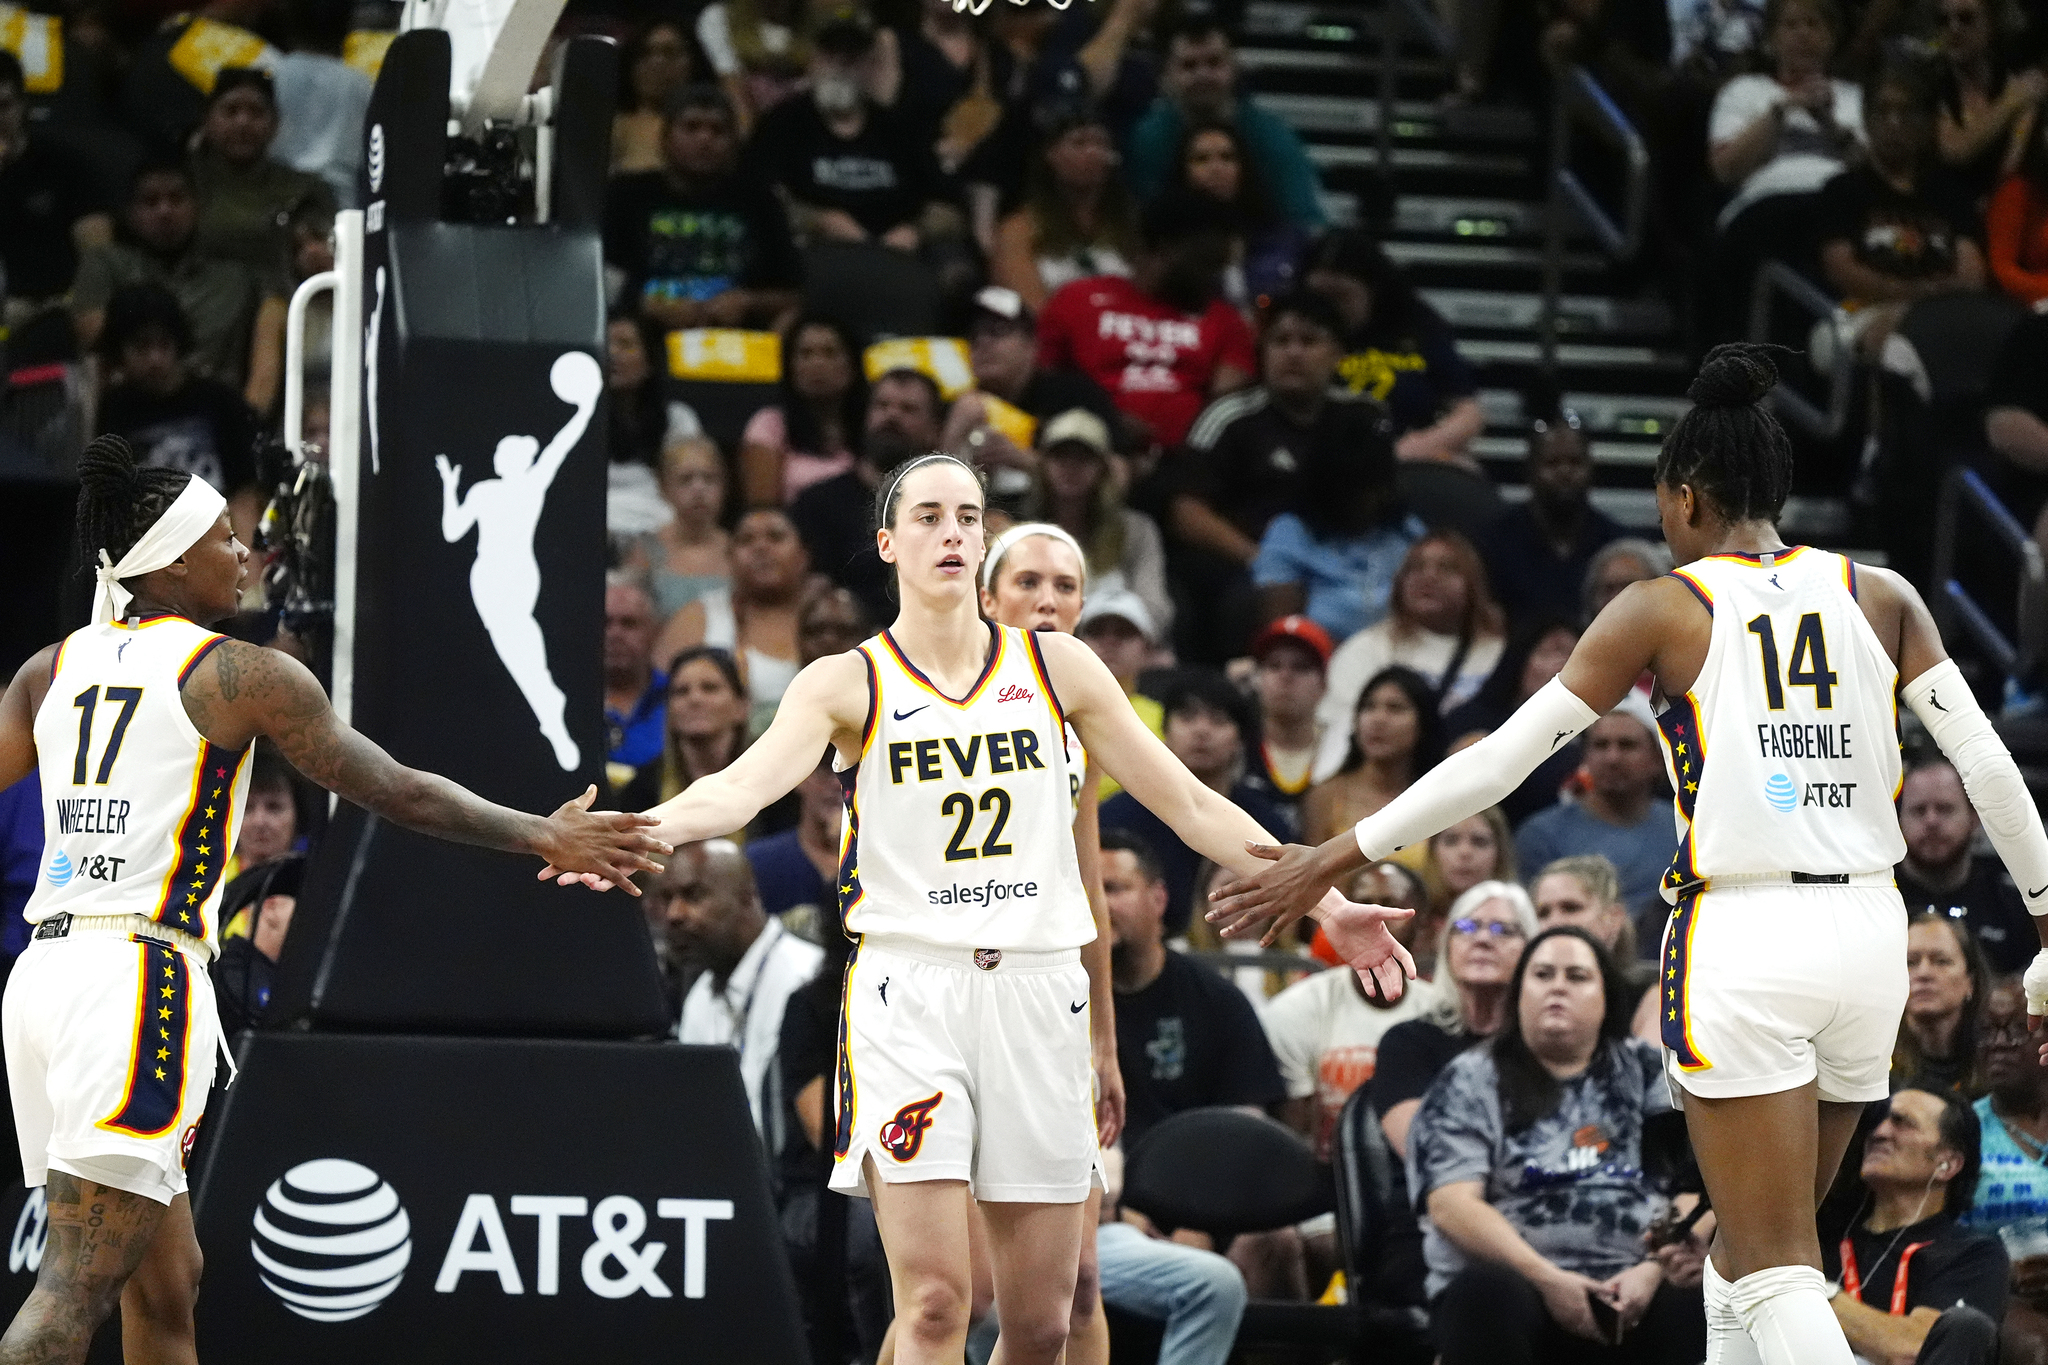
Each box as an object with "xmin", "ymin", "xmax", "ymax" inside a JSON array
[
  {"xmin": 1657, "ymin": 547, "xmax": 1904, "ymax": 899},
  {"xmin": 839, "ymin": 623, "xmax": 1094, "ymax": 951},
  {"xmin": 24, "ymin": 614, "xmax": 254, "ymax": 951}
]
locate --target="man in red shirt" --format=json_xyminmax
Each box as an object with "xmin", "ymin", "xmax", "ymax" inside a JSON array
[{"xmin": 1035, "ymin": 190, "xmax": 1254, "ymax": 451}]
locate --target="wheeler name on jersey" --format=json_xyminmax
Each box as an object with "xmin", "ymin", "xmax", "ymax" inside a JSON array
[{"xmin": 53, "ymin": 795, "xmax": 132, "ymax": 835}]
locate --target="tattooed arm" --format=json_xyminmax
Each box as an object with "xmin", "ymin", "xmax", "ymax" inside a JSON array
[{"xmin": 181, "ymin": 641, "xmax": 666, "ymax": 888}]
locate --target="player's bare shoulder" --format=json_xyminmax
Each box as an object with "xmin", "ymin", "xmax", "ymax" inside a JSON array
[
  {"xmin": 782, "ymin": 646, "xmax": 880, "ymax": 739},
  {"xmin": 4, "ymin": 644, "xmax": 59, "ymax": 717}
]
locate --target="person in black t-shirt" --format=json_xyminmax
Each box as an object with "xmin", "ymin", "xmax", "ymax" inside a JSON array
[
  {"xmin": 602, "ymin": 83, "xmax": 802, "ymax": 331},
  {"xmin": 0, "ymin": 52, "xmax": 109, "ymax": 317},
  {"xmin": 1480, "ymin": 393, "xmax": 1624, "ymax": 634},
  {"xmin": 1895, "ymin": 759, "xmax": 2039, "ymax": 973},
  {"xmin": 1822, "ymin": 1088, "xmax": 2005, "ymax": 1365},
  {"xmin": 94, "ymin": 282, "xmax": 260, "ymax": 544},
  {"xmin": 751, "ymin": 17, "xmax": 950, "ymax": 249},
  {"xmin": 1102, "ymin": 829, "xmax": 1286, "ymax": 1146}
]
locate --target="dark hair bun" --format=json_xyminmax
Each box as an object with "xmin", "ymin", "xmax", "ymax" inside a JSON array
[
  {"xmin": 1687, "ymin": 344, "xmax": 1778, "ymax": 409},
  {"xmin": 76, "ymin": 434, "xmax": 141, "ymax": 502}
]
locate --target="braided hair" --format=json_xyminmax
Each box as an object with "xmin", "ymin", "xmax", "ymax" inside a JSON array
[
  {"xmin": 1653, "ymin": 344, "xmax": 1794, "ymax": 526},
  {"xmin": 75, "ymin": 434, "xmax": 191, "ymax": 573}
]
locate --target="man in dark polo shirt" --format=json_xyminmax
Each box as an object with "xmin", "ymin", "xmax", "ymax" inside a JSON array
[{"xmin": 1895, "ymin": 758, "xmax": 2038, "ymax": 973}]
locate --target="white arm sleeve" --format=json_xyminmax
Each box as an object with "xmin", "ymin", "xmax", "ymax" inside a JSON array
[
  {"xmin": 1902, "ymin": 658, "xmax": 2048, "ymax": 913},
  {"xmin": 1353, "ymin": 677, "xmax": 1602, "ymax": 861}
]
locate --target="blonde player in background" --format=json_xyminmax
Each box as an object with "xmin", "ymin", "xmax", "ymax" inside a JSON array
[
  {"xmin": 0, "ymin": 436, "xmax": 668, "ymax": 1365},
  {"xmin": 1207, "ymin": 345, "xmax": 2048, "ymax": 1365},
  {"xmin": 548, "ymin": 454, "xmax": 1414, "ymax": 1365}
]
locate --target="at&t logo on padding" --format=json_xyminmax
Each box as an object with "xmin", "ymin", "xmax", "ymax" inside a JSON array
[{"xmin": 250, "ymin": 1159, "xmax": 411, "ymax": 1322}]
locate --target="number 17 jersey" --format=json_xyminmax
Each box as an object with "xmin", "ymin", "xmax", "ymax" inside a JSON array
[
  {"xmin": 841, "ymin": 622, "xmax": 1094, "ymax": 951},
  {"xmin": 1657, "ymin": 547, "xmax": 1904, "ymax": 899}
]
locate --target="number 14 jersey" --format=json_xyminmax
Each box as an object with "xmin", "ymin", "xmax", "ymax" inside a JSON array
[
  {"xmin": 1657, "ymin": 547, "xmax": 1904, "ymax": 899},
  {"xmin": 841, "ymin": 622, "xmax": 1094, "ymax": 951}
]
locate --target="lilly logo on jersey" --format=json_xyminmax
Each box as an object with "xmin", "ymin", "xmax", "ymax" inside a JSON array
[
  {"xmin": 996, "ymin": 683, "xmax": 1036, "ymax": 705},
  {"xmin": 43, "ymin": 851, "xmax": 72, "ymax": 887},
  {"xmin": 1764, "ymin": 774, "xmax": 1798, "ymax": 812}
]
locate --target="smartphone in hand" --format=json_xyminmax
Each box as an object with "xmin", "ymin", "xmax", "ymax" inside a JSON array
[{"xmin": 1586, "ymin": 1288, "xmax": 1621, "ymax": 1345}]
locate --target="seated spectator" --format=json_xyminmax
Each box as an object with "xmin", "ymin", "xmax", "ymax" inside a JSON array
[
  {"xmin": 1125, "ymin": 16, "xmax": 1325, "ymax": 230},
  {"xmin": 1248, "ymin": 616, "xmax": 1332, "ymax": 814},
  {"xmin": 1895, "ymin": 911, "xmax": 1989, "ymax": 1094},
  {"xmin": 1166, "ymin": 120, "xmax": 1309, "ymax": 311},
  {"xmin": 1419, "ymin": 809, "xmax": 1517, "ymax": 933},
  {"xmin": 1482, "ymin": 399, "xmax": 1624, "ymax": 632},
  {"xmin": 603, "ymin": 578, "xmax": 667, "ymax": 777},
  {"xmin": 1708, "ymin": 0, "xmax": 1864, "ymax": 324},
  {"xmin": 1304, "ymin": 231, "xmax": 1484, "ymax": 466},
  {"xmin": 1248, "ymin": 415, "xmax": 1414, "ymax": 645},
  {"xmin": 94, "ymin": 282, "xmax": 261, "ymax": 545},
  {"xmin": 189, "ymin": 69, "xmax": 335, "ymax": 280},
  {"xmin": 1077, "ymin": 593, "xmax": 1167, "ymax": 799},
  {"xmin": 1443, "ymin": 616, "xmax": 1584, "ymax": 825},
  {"xmin": 796, "ymin": 583, "xmax": 871, "ymax": 664},
  {"xmin": 603, "ymin": 84, "xmax": 802, "ymax": 332},
  {"xmin": 745, "ymin": 751, "xmax": 842, "ymax": 923},
  {"xmin": 1934, "ymin": 0, "xmax": 2043, "ymax": 202},
  {"xmin": 1314, "ymin": 531, "xmax": 1508, "ymax": 779},
  {"xmin": 1898, "ymin": 758, "xmax": 2039, "ymax": 973},
  {"xmin": 268, "ymin": 0, "xmax": 372, "ymax": 209},
  {"xmin": 990, "ymin": 101, "xmax": 1138, "ymax": 309},
  {"xmin": 1029, "ymin": 408, "xmax": 1172, "ymax": 633},
  {"xmin": 738, "ymin": 314, "xmax": 864, "ymax": 505},
  {"xmin": 1103, "ymin": 828, "xmax": 1287, "ymax": 1147},
  {"xmin": 789, "ymin": 367, "xmax": 946, "ymax": 626},
  {"xmin": 890, "ymin": 0, "xmax": 1013, "ymax": 179},
  {"xmin": 1301, "ymin": 665, "xmax": 1444, "ymax": 848},
  {"xmin": 121, "ymin": 1, "xmax": 277, "ymax": 152},
  {"xmin": 225, "ymin": 744, "xmax": 301, "ymax": 885},
  {"xmin": 605, "ymin": 312, "xmax": 683, "ymax": 471},
  {"xmin": 74, "ymin": 158, "xmax": 286, "ymax": 414},
  {"xmin": 0, "ymin": 51, "xmax": 110, "ymax": 322},
  {"xmin": 623, "ymin": 435, "xmax": 732, "ymax": 622},
  {"xmin": 669, "ymin": 839, "xmax": 826, "ymax": 1131},
  {"xmin": 1964, "ymin": 976, "xmax": 2048, "ymax": 1232},
  {"xmin": 212, "ymin": 855, "xmax": 302, "ymax": 1034},
  {"xmin": 753, "ymin": 17, "xmax": 950, "ymax": 251},
  {"xmin": 613, "ymin": 18, "xmax": 705, "ymax": 175},
  {"xmin": 1096, "ymin": 1143, "xmax": 1250, "ymax": 1365},
  {"xmin": 697, "ymin": 0, "xmax": 813, "ymax": 135},
  {"xmin": 1411, "ymin": 926, "xmax": 1704, "ymax": 1365},
  {"xmin": 1581, "ymin": 537, "xmax": 1670, "ymax": 625},
  {"xmin": 1529, "ymin": 855, "xmax": 1661, "ymax": 1040},
  {"xmin": 952, "ymin": 285, "xmax": 1124, "ymax": 443},
  {"xmin": 658, "ymin": 508, "xmax": 808, "ymax": 735},
  {"xmin": 1515, "ymin": 696, "xmax": 1676, "ymax": 932},
  {"xmin": 1989, "ymin": 116, "xmax": 2048, "ymax": 305},
  {"xmin": 1035, "ymin": 190, "xmax": 1255, "ymax": 453},
  {"xmin": 1822, "ymin": 1088, "xmax": 2006, "ymax": 1365},
  {"xmin": 1102, "ymin": 670, "xmax": 1294, "ymax": 933},
  {"xmin": 621, "ymin": 644, "xmax": 752, "ymax": 811},
  {"xmin": 1815, "ymin": 63, "xmax": 1987, "ymax": 366},
  {"xmin": 1374, "ymin": 881, "xmax": 1536, "ymax": 1157}
]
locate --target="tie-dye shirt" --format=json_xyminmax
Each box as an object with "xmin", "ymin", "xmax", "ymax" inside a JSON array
[{"xmin": 1963, "ymin": 1094, "xmax": 2048, "ymax": 1233}]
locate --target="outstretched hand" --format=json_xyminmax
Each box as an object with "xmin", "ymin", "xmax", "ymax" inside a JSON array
[
  {"xmin": 1207, "ymin": 841, "xmax": 1345, "ymax": 946},
  {"xmin": 1320, "ymin": 898, "xmax": 1417, "ymax": 1001},
  {"xmin": 532, "ymin": 786, "xmax": 668, "ymax": 897}
]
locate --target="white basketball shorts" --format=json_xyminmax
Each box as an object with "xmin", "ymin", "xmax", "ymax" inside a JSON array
[
  {"xmin": 830, "ymin": 934, "xmax": 1103, "ymax": 1204},
  {"xmin": 1656, "ymin": 883, "xmax": 1907, "ymax": 1104},
  {"xmin": 3, "ymin": 934, "xmax": 221, "ymax": 1206}
]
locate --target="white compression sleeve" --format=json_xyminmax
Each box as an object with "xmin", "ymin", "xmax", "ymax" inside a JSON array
[
  {"xmin": 1902, "ymin": 658, "xmax": 2048, "ymax": 913},
  {"xmin": 1353, "ymin": 677, "xmax": 1601, "ymax": 861}
]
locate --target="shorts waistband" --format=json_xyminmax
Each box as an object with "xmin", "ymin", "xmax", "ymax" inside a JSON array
[
  {"xmin": 860, "ymin": 934, "xmax": 1081, "ymax": 973},
  {"xmin": 31, "ymin": 912, "xmax": 214, "ymax": 965},
  {"xmin": 1700, "ymin": 871, "xmax": 1896, "ymax": 891}
]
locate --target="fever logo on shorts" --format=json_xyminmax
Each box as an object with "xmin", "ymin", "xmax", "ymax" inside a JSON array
[
  {"xmin": 250, "ymin": 1159, "xmax": 412, "ymax": 1322},
  {"xmin": 878, "ymin": 1092, "xmax": 943, "ymax": 1162}
]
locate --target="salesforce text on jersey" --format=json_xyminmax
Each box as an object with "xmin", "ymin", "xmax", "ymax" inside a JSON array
[{"xmin": 929, "ymin": 878, "xmax": 1040, "ymax": 906}]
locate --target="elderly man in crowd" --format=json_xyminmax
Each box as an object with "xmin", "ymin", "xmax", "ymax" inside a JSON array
[{"xmin": 602, "ymin": 576, "xmax": 667, "ymax": 777}]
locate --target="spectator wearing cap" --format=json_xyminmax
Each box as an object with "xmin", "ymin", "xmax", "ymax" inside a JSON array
[
  {"xmin": 1102, "ymin": 671, "xmax": 1294, "ymax": 933},
  {"xmin": 74, "ymin": 158, "xmax": 287, "ymax": 414},
  {"xmin": 0, "ymin": 51, "xmax": 111, "ymax": 322},
  {"xmin": 1896, "ymin": 757, "xmax": 2038, "ymax": 975},
  {"xmin": 1515, "ymin": 696, "xmax": 1677, "ymax": 942},
  {"xmin": 604, "ymin": 83, "xmax": 803, "ymax": 332},
  {"xmin": 1249, "ymin": 616, "xmax": 1331, "ymax": 813},
  {"xmin": 1125, "ymin": 15, "xmax": 1327, "ymax": 230},
  {"xmin": 1176, "ymin": 290, "xmax": 1399, "ymax": 660},
  {"xmin": 1027, "ymin": 408, "xmax": 1173, "ymax": 634},
  {"xmin": 1078, "ymin": 589, "xmax": 1166, "ymax": 736},
  {"xmin": 189, "ymin": 68, "xmax": 335, "ymax": 281},
  {"xmin": 1480, "ymin": 396, "xmax": 1625, "ymax": 634},
  {"xmin": 1035, "ymin": 189, "xmax": 1255, "ymax": 453},
  {"xmin": 949, "ymin": 286, "xmax": 1125, "ymax": 448},
  {"xmin": 751, "ymin": 16, "xmax": 953, "ymax": 251},
  {"xmin": 990, "ymin": 100, "xmax": 1139, "ymax": 310}
]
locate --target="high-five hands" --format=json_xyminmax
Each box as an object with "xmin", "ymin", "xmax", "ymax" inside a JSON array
[
  {"xmin": 1207, "ymin": 841, "xmax": 1352, "ymax": 945},
  {"xmin": 532, "ymin": 786, "xmax": 669, "ymax": 896},
  {"xmin": 1319, "ymin": 899, "xmax": 1418, "ymax": 1001}
]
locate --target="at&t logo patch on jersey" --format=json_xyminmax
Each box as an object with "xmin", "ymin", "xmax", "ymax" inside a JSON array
[
  {"xmin": 42, "ymin": 851, "xmax": 71, "ymax": 887},
  {"xmin": 1764, "ymin": 774, "xmax": 1798, "ymax": 812},
  {"xmin": 879, "ymin": 1093, "xmax": 942, "ymax": 1161}
]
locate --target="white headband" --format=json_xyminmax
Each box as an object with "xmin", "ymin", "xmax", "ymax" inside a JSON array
[
  {"xmin": 981, "ymin": 522, "xmax": 1090, "ymax": 591},
  {"xmin": 92, "ymin": 477, "xmax": 227, "ymax": 625},
  {"xmin": 881, "ymin": 453, "xmax": 978, "ymax": 530}
]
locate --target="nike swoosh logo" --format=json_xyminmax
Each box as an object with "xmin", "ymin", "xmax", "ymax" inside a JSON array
[
  {"xmin": 893, "ymin": 705, "xmax": 929, "ymax": 721},
  {"xmin": 2031, "ymin": 885, "xmax": 2048, "ymax": 900},
  {"xmin": 1070, "ymin": 1001, "xmax": 1086, "ymax": 1013}
]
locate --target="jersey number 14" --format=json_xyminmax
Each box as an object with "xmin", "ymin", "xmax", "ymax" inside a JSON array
[{"xmin": 1746, "ymin": 614, "xmax": 1838, "ymax": 710}]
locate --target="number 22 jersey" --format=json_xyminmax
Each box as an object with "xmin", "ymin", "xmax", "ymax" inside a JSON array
[
  {"xmin": 24, "ymin": 615, "xmax": 253, "ymax": 953},
  {"xmin": 840, "ymin": 622, "xmax": 1094, "ymax": 951},
  {"xmin": 1657, "ymin": 547, "xmax": 1904, "ymax": 898}
]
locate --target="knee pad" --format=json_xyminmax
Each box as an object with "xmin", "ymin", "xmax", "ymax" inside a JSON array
[{"xmin": 1729, "ymin": 1265, "xmax": 1853, "ymax": 1365}]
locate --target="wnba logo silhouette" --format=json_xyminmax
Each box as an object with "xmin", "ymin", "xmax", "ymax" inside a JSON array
[
  {"xmin": 879, "ymin": 1093, "xmax": 943, "ymax": 1161},
  {"xmin": 434, "ymin": 351, "xmax": 601, "ymax": 770}
]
